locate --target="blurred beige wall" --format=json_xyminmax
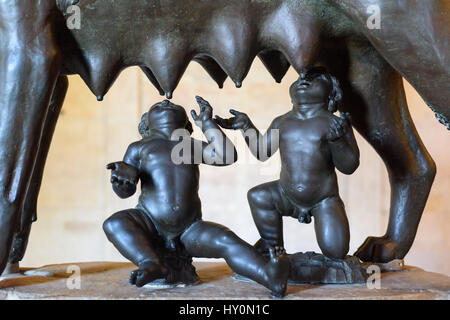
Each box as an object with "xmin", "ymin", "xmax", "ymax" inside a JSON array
[{"xmin": 21, "ymin": 61, "xmax": 449, "ymax": 275}]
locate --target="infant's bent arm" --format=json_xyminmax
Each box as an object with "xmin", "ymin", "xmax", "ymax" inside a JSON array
[{"xmin": 328, "ymin": 126, "xmax": 360, "ymax": 175}]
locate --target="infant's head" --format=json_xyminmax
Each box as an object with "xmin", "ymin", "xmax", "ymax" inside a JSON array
[
  {"xmin": 139, "ymin": 100, "xmax": 193, "ymax": 137},
  {"xmin": 289, "ymin": 67, "xmax": 342, "ymax": 112}
]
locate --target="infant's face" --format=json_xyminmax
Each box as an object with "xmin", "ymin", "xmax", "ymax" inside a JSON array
[
  {"xmin": 289, "ymin": 73, "xmax": 332, "ymax": 107},
  {"xmin": 148, "ymin": 102, "xmax": 189, "ymax": 130}
]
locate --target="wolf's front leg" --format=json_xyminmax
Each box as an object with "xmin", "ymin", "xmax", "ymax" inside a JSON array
[
  {"xmin": 0, "ymin": 0, "xmax": 61, "ymax": 274},
  {"xmin": 7, "ymin": 76, "xmax": 68, "ymax": 265}
]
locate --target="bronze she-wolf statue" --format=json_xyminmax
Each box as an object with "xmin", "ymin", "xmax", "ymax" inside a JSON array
[{"xmin": 0, "ymin": 0, "xmax": 448, "ymax": 275}]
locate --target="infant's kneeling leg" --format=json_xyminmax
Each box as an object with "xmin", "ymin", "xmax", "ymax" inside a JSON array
[
  {"xmin": 247, "ymin": 182, "xmax": 284, "ymax": 250},
  {"xmin": 313, "ymin": 197, "xmax": 350, "ymax": 260}
]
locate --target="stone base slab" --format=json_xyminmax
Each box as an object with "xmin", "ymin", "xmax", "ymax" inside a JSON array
[{"xmin": 0, "ymin": 262, "xmax": 448, "ymax": 300}]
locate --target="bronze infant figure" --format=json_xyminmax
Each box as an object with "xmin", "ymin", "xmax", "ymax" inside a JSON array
[
  {"xmin": 216, "ymin": 67, "xmax": 360, "ymax": 260},
  {"xmin": 103, "ymin": 97, "xmax": 290, "ymax": 297}
]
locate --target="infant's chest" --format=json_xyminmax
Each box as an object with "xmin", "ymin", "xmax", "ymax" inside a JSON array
[
  {"xmin": 279, "ymin": 120, "xmax": 326, "ymax": 148},
  {"xmin": 140, "ymin": 142, "xmax": 177, "ymax": 166}
]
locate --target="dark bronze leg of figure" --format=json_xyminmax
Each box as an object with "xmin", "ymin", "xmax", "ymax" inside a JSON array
[
  {"xmin": 312, "ymin": 197, "xmax": 350, "ymax": 260},
  {"xmin": 319, "ymin": 41, "xmax": 436, "ymax": 263},
  {"xmin": 8, "ymin": 76, "xmax": 68, "ymax": 264},
  {"xmin": 181, "ymin": 220, "xmax": 289, "ymax": 297},
  {"xmin": 103, "ymin": 209, "xmax": 169, "ymax": 287},
  {"xmin": 247, "ymin": 181, "xmax": 284, "ymax": 253},
  {"xmin": 103, "ymin": 210, "xmax": 164, "ymax": 267},
  {"xmin": 0, "ymin": 0, "xmax": 61, "ymax": 275}
]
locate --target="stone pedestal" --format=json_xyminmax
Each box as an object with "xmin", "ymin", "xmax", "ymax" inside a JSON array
[{"xmin": 0, "ymin": 261, "xmax": 448, "ymax": 299}]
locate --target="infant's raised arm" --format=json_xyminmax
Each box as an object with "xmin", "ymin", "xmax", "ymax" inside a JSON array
[
  {"xmin": 191, "ymin": 96, "xmax": 238, "ymax": 166},
  {"xmin": 327, "ymin": 113, "xmax": 360, "ymax": 175},
  {"xmin": 216, "ymin": 110, "xmax": 282, "ymax": 162}
]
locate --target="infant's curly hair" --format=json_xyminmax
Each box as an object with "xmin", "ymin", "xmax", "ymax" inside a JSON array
[
  {"xmin": 138, "ymin": 112, "xmax": 151, "ymax": 138},
  {"xmin": 326, "ymin": 71, "xmax": 343, "ymax": 113}
]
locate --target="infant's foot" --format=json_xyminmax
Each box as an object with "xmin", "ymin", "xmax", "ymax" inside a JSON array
[
  {"xmin": 254, "ymin": 238, "xmax": 278, "ymax": 258},
  {"xmin": 263, "ymin": 246, "xmax": 290, "ymax": 298},
  {"xmin": 129, "ymin": 260, "xmax": 168, "ymax": 287}
]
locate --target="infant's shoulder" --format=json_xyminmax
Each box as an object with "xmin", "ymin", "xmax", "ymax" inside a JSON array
[
  {"xmin": 271, "ymin": 113, "xmax": 288, "ymax": 127},
  {"xmin": 128, "ymin": 140, "xmax": 146, "ymax": 152},
  {"xmin": 319, "ymin": 112, "xmax": 339, "ymax": 125},
  {"xmin": 137, "ymin": 137, "xmax": 165, "ymax": 149},
  {"xmin": 130, "ymin": 138, "xmax": 161, "ymax": 154},
  {"xmin": 305, "ymin": 113, "xmax": 336, "ymax": 137},
  {"xmin": 139, "ymin": 137, "xmax": 179, "ymax": 156}
]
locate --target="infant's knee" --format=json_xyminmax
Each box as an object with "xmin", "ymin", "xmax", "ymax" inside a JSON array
[
  {"xmin": 314, "ymin": 198, "xmax": 349, "ymax": 259},
  {"xmin": 102, "ymin": 217, "xmax": 117, "ymax": 236},
  {"xmin": 247, "ymin": 186, "xmax": 272, "ymax": 209},
  {"xmin": 103, "ymin": 211, "xmax": 130, "ymax": 235},
  {"xmin": 320, "ymin": 241, "xmax": 349, "ymax": 260}
]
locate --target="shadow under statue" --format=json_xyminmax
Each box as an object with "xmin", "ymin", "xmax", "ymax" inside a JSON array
[{"xmin": 103, "ymin": 97, "xmax": 290, "ymax": 297}]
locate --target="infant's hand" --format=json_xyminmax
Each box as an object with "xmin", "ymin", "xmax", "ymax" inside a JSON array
[
  {"xmin": 215, "ymin": 109, "xmax": 251, "ymax": 131},
  {"xmin": 327, "ymin": 112, "xmax": 351, "ymax": 141},
  {"xmin": 106, "ymin": 161, "xmax": 138, "ymax": 186},
  {"xmin": 191, "ymin": 96, "xmax": 213, "ymax": 127}
]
